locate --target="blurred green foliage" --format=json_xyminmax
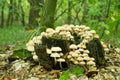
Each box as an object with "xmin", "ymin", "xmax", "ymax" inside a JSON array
[
  {"xmin": 13, "ymin": 49, "xmax": 32, "ymax": 59},
  {"xmin": 0, "ymin": 0, "xmax": 120, "ymax": 46},
  {"xmin": 60, "ymin": 65, "xmax": 84, "ymax": 80}
]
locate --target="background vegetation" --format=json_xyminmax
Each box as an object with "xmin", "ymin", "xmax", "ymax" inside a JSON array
[{"xmin": 0, "ymin": 0, "xmax": 120, "ymax": 47}]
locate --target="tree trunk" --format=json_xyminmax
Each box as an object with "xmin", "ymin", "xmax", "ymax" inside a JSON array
[
  {"xmin": 66, "ymin": 0, "xmax": 72, "ymax": 24},
  {"xmin": 6, "ymin": 0, "xmax": 14, "ymax": 26},
  {"xmin": 28, "ymin": 0, "xmax": 43, "ymax": 28},
  {"xmin": 41, "ymin": 0, "xmax": 57, "ymax": 28},
  {"xmin": 81, "ymin": 0, "xmax": 88, "ymax": 24},
  {"xmin": 19, "ymin": 0, "xmax": 25, "ymax": 26},
  {"xmin": 0, "ymin": 0, "xmax": 5, "ymax": 28}
]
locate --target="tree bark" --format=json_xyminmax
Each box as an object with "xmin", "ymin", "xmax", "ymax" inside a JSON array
[
  {"xmin": 0, "ymin": 0, "xmax": 5, "ymax": 28},
  {"xmin": 28, "ymin": 0, "xmax": 43, "ymax": 28},
  {"xmin": 18, "ymin": 0, "xmax": 25, "ymax": 26},
  {"xmin": 81, "ymin": 0, "xmax": 88, "ymax": 24},
  {"xmin": 6, "ymin": 0, "xmax": 14, "ymax": 26},
  {"xmin": 66, "ymin": 0, "xmax": 72, "ymax": 24},
  {"xmin": 41, "ymin": 0, "xmax": 57, "ymax": 28}
]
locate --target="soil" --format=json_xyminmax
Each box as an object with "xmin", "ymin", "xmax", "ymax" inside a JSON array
[{"xmin": 0, "ymin": 44, "xmax": 120, "ymax": 80}]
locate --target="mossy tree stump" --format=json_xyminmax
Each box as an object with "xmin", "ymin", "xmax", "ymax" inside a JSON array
[
  {"xmin": 26, "ymin": 24, "xmax": 107, "ymax": 70},
  {"xmin": 35, "ymin": 37, "xmax": 105, "ymax": 70}
]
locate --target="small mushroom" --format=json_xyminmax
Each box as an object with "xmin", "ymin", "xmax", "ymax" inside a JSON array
[
  {"xmin": 90, "ymin": 30, "xmax": 96, "ymax": 34},
  {"xmin": 33, "ymin": 54, "xmax": 39, "ymax": 62},
  {"xmin": 67, "ymin": 55, "xmax": 72, "ymax": 59},
  {"xmin": 104, "ymin": 48, "xmax": 109, "ymax": 53},
  {"xmin": 84, "ymin": 27, "xmax": 90, "ymax": 31},
  {"xmin": 70, "ymin": 58, "xmax": 74, "ymax": 62},
  {"xmin": 40, "ymin": 32, "xmax": 47, "ymax": 36},
  {"xmin": 82, "ymin": 39, "xmax": 89, "ymax": 45},
  {"xmin": 71, "ymin": 53, "xmax": 79, "ymax": 57},
  {"xmin": 73, "ymin": 60, "xmax": 79, "ymax": 64},
  {"xmin": 50, "ymin": 53, "xmax": 60, "ymax": 65},
  {"xmin": 86, "ymin": 61, "xmax": 95, "ymax": 66},
  {"xmin": 32, "ymin": 36, "xmax": 42, "ymax": 44},
  {"xmin": 81, "ymin": 44, "xmax": 86, "ymax": 49},
  {"xmin": 51, "ymin": 47, "xmax": 62, "ymax": 53},
  {"xmin": 82, "ymin": 53, "xmax": 89, "ymax": 57},
  {"xmin": 78, "ymin": 48, "xmax": 84, "ymax": 52},
  {"xmin": 57, "ymin": 58, "xmax": 65, "ymax": 69},
  {"xmin": 59, "ymin": 52, "xmax": 64, "ymax": 56},
  {"xmin": 83, "ymin": 56, "xmax": 91, "ymax": 61},
  {"xmin": 46, "ymin": 48, "xmax": 52, "ymax": 54},
  {"xmin": 46, "ymin": 28, "xmax": 54, "ymax": 33},
  {"xmin": 86, "ymin": 60, "xmax": 96, "ymax": 70},
  {"xmin": 79, "ymin": 61, "xmax": 85, "ymax": 65},
  {"xmin": 77, "ymin": 57, "xmax": 83, "ymax": 61},
  {"xmin": 75, "ymin": 50, "xmax": 80, "ymax": 54},
  {"xmin": 94, "ymin": 34, "xmax": 99, "ymax": 38},
  {"xmin": 69, "ymin": 44, "xmax": 77, "ymax": 51},
  {"xmin": 26, "ymin": 40, "xmax": 35, "ymax": 51},
  {"xmin": 69, "ymin": 51, "xmax": 74, "ymax": 55},
  {"xmin": 84, "ymin": 50, "xmax": 90, "ymax": 54},
  {"xmin": 89, "ymin": 58, "xmax": 95, "ymax": 61}
]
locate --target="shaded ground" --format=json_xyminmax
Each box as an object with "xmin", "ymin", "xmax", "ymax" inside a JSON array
[{"xmin": 0, "ymin": 44, "xmax": 120, "ymax": 80}]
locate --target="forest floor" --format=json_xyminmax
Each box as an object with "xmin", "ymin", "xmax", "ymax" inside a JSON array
[{"xmin": 0, "ymin": 42, "xmax": 120, "ymax": 80}]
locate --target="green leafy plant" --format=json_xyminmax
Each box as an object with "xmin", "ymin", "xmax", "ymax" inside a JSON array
[
  {"xmin": 13, "ymin": 49, "xmax": 32, "ymax": 59},
  {"xmin": 70, "ymin": 65, "xmax": 84, "ymax": 75},
  {"xmin": 60, "ymin": 65, "xmax": 84, "ymax": 80},
  {"xmin": 60, "ymin": 70, "xmax": 69, "ymax": 80}
]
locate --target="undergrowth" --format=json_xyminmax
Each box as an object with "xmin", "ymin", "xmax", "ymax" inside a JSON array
[{"xmin": 0, "ymin": 24, "xmax": 40, "ymax": 50}]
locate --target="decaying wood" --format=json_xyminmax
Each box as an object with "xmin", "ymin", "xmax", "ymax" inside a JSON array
[
  {"xmin": 35, "ymin": 44, "xmax": 53, "ymax": 70},
  {"xmin": 35, "ymin": 36, "xmax": 105, "ymax": 70},
  {"xmin": 86, "ymin": 38, "xmax": 105, "ymax": 67}
]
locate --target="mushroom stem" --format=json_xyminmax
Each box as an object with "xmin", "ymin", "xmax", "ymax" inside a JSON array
[
  {"xmin": 59, "ymin": 62, "xmax": 63, "ymax": 69},
  {"xmin": 54, "ymin": 58, "xmax": 57, "ymax": 65}
]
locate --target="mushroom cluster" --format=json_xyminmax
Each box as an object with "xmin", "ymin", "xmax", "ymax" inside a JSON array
[
  {"xmin": 101, "ymin": 41, "xmax": 109, "ymax": 54},
  {"xmin": 67, "ymin": 44, "xmax": 96, "ymax": 69},
  {"xmin": 26, "ymin": 24, "xmax": 106, "ymax": 70},
  {"xmin": 47, "ymin": 47, "xmax": 65, "ymax": 69},
  {"xmin": 26, "ymin": 40, "xmax": 39, "ymax": 61}
]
